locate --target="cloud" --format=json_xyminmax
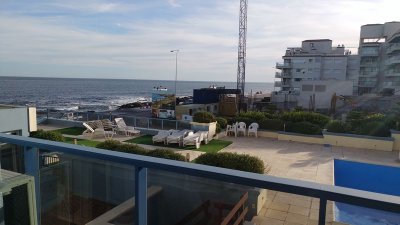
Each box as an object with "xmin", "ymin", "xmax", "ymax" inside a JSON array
[
  {"xmin": 0, "ymin": 0, "xmax": 399, "ymax": 82},
  {"xmin": 167, "ymin": 0, "xmax": 181, "ymax": 8}
]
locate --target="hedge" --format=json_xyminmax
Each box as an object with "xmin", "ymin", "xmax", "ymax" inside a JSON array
[
  {"xmin": 96, "ymin": 140, "xmax": 185, "ymax": 161},
  {"xmin": 195, "ymin": 152, "xmax": 265, "ymax": 174},
  {"xmin": 325, "ymin": 120, "xmax": 350, "ymax": 133},
  {"xmin": 147, "ymin": 149, "xmax": 186, "ymax": 161},
  {"xmin": 193, "ymin": 112, "xmax": 216, "ymax": 123},
  {"xmin": 216, "ymin": 117, "xmax": 228, "ymax": 133},
  {"xmin": 355, "ymin": 121, "xmax": 391, "ymax": 137},
  {"xmin": 259, "ymin": 119, "xmax": 285, "ymax": 131},
  {"xmin": 280, "ymin": 111, "xmax": 330, "ymax": 127},
  {"xmin": 30, "ymin": 129, "xmax": 65, "ymax": 142},
  {"xmin": 287, "ymin": 121, "xmax": 322, "ymax": 135}
]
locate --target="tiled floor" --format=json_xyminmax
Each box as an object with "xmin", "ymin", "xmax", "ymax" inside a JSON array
[{"xmin": 219, "ymin": 136, "xmax": 400, "ymax": 225}]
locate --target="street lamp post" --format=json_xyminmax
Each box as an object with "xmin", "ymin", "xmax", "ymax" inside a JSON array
[{"xmin": 170, "ymin": 50, "xmax": 179, "ymax": 113}]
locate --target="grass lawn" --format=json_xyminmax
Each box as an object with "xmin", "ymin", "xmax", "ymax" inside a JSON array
[
  {"xmin": 64, "ymin": 137, "xmax": 100, "ymax": 147},
  {"xmin": 55, "ymin": 127, "xmax": 86, "ymax": 135},
  {"xmin": 125, "ymin": 135, "xmax": 232, "ymax": 153}
]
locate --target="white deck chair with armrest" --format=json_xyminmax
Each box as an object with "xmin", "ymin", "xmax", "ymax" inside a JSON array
[
  {"xmin": 82, "ymin": 120, "xmax": 104, "ymax": 139},
  {"xmin": 183, "ymin": 131, "xmax": 209, "ymax": 149},
  {"xmin": 101, "ymin": 119, "xmax": 116, "ymax": 139},
  {"xmin": 248, "ymin": 123, "xmax": 259, "ymax": 138}
]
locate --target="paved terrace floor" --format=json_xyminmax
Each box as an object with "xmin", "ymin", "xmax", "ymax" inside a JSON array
[{"xmin": 220, "ymin": 135, "xmax": 400, "ymax": 225}]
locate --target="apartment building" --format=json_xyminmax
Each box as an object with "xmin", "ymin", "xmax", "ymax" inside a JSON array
[
  {"xmin": 273, "ymin": 39, "xmax": 356, "ymax": 110},
  {"xmin": 358, "ymin": 22, "xmax": 400, "ymax": 94}
]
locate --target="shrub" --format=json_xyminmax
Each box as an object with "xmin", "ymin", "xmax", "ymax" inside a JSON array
[
  {"xmin": 281, "ymin": 111, "xmax": 330, "ymax": 127},
  {"xmin": 193, "ymin": 112, "xmax": 216, "ymax": 123},
  {"xmin": 325, "ymin": 121, "xmax": 350, "ymax": 133},
  {"xmin": 287, "ymin": 121, "xmax": 322, "ymax": 135},
  {"xmin": 147, "ymin": 149, "xmax": 185, "ymax": 161},
  {"xmin": 216, "ymin": 117, "xmax": 228, "ymax": 129},
  {"xmin": 259, "ymin": 119, "xmax": 285, "ymax": 131},
  {"xmin": 30, "ymin": 129, "xmax": 65, "ymax": 142},
  {"xmin": 216, "ymin": 117, "xmax": 228, "ymax": 133},
  {"xmin": 195, "ymin": 152, "xmax": 265, "ymax": 174},
  {"xmin": 96, "ymin": 141, "xmax": 185, "ymax": 161},
  {"xmin": 237, "ymin": 111, "xmax": 266, "ymax": 121},
  {"xmin": 96, "ymin": 140, "xmax": 147, "ymax": 155},
  {"xmin": 355, "ymin": 121, "xmax": 391, "ymax": 137}
]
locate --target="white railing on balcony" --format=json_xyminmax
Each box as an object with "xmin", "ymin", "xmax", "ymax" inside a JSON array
[
  {"xmin": 276, "ymin": 62, "xmax": 291, "ymax": 68},
  {"xmin": 386, "ymin": 56, "xmax": 400, "ymax": 65},
  {"xmin": 275, "ymin": 72, "xmax": 291, "ymax": 78},
  {"xmin": 274, "ymin": 81, "xmax": 291, "ymax": 87},
  {"xmin": 385, "ymin": 70, "xmax": 400, "ymax": 77}
]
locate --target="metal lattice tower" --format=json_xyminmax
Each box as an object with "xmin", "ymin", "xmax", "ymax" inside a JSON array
[{"xmin": 237, "ymin": 0, "xmax": 248, "ymax": 111}]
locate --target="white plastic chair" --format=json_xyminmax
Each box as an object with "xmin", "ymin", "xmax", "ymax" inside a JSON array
[
  {"xmin": 237, "ymin": 122, "xmax": 247, "ymax": 136},
  {"xmin": 248, "ymin": 123, "xmax": 259, "ymax": 138},
  {"xmin": 166, "ymin": 130, "xmax": 192, "ymax": 146},
  {"xmin": 152, "ymin": 130, "xmax": 175, "ymax": 144},
  {"xmin": 226, "ymin": 122, "xmax": 238, "ymax": 137}
]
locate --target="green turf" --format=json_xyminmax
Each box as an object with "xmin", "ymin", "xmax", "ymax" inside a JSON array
[
  {"xmin": 64, "ymin": 137, "xmax": 100, "ymax": 147},
  {"xmin": 55, "ymin": 127, "xmax": 86, "ymax": 135},
  {"xmin": 125, "ymin": 135, "xmax": 232, "ymax": 153}
]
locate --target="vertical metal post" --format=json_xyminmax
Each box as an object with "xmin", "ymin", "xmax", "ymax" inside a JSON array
[
  {"xmin": 147, "ymin": 118, "xmax": 150, "ymax": 129},
  {"xmin": 161, "ymin": 119, "xmax": 164, "ymax": 130},
  {"xmin": 135, "ymin": 167, "xmax": 148, "ymax": 225},
  {"xmin": 318, "ymin": 198, "xmax": 327, "ymax": 225},
  {"xmin": 134, "ymin": 117, "xmax": 137, "ymax": 127},
  {"xmin": 175, "ymin": 120, "xmax": 178, "ymax": 130},
  {"xmin": 86, "ymin": 112, "xmax": 89, "ymax": 121},
  {"xmin": 46, "ymin": 109, "xmax": 49, "ymax": 119},
  {"xmin": 24, "ymin": 146, "xmax": 41, "ymax": 224}
]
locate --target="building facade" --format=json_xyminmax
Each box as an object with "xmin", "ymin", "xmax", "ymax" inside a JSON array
[
  {"xmin": 358, "ymin": 22, "xmax": 400, "ymax": 94},
  {"xmin": 273, "ymin": 39, "xmax": 356, "ymax": 110}
]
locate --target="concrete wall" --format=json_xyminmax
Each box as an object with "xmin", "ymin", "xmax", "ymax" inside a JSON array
[
  {"xmin": 0, "ymin": 106, "xmax": 33, "ymax": 136},
  {"xmin": 257, "ymin": 130, "xmax": 399, "ymax": 152},
  {"xmin": 278, "ymin": 132, "xmax": 324, "ymax": 144},
  {"xmin": 324, "ymin": 132, "xmax": 394, "ymax": 151},
  {"xmin": 391, "ymin": 130, "xmax": 400, "ymax": 151}
]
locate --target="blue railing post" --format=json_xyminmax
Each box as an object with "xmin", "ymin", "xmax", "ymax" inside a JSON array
[
  {"xmin": 147, "ymin": 118, "xmax": 150, "ymax": 129},
  {"xmin": 24, "ymin": 146, "xmax": 41, "ymax": 224},
  {"xmin": 318, "ymin": 198, "xmax": 327, "ymax": 225},
  {"xmin": 135, "ymin": 167, "xmax": 148, "ymax": 225},
  {"xmin": 161, "ymin": 119, "xmax": 164, "ymax": 130},
  {"xmin": 134, "ymin": 117, "xmax": 137, "ymax": 127},
  {"xmin": 175, "ymin": 120, "xmax": 178, "ymax": 130}
]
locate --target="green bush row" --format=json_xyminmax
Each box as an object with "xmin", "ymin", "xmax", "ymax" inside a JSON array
[
  {"xmin": 193, "ymin": 112, "xmax": 216, "ymax": 123},
  {"xmin": 195, "ymin": 152, "xmax": 265, "ymax": 174},
  {"xmin": 96, "ymin": 140, "xmax": 186, "ymax": 161},
  {"xmin": 30, "ymin": 129, "xmax": 65, "ymax": 142}
]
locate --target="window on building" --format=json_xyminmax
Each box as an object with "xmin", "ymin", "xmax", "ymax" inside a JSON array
[
  {"xmin": 214, "ymin": 105, "xmax": 218, "ymax": 111},
  {"xmin": 302, "ymin": 85, "xmax": 313, "ymax": 91},
  {"xmin": 310, "ymin": 43, "xmax": 314, "ymax": 48},
  {"xmin": 308, "ymin": 68, "xmax": 313, "ymax": 72},
  {"xmin": 309, "ymin": 59, "xmax": 313, "ymax": 63},
  {"xmin": 189, "ymin": 109, "xmax": 193, "ymax": 115},
  {"xmin": 315, "ymin": 85, "xmax": 326, "ymax": 92},
  {"xmin": 296, "ymin": 69, "xmax": 301, "ymax": 72},
  {"xmin": 294, "ymin": 78, "xmax": 302, "ymax": 82}
]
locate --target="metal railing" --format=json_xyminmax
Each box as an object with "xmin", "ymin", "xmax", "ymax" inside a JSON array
[
  {"xmin": 1, "ymin": 133, "xmax": 400, "ymax": 225},
  {"xmin": 40, "ymin": 110, "xmax": 192, "ymax": 131}
]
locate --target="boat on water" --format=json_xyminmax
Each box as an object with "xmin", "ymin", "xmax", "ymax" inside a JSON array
[{"xmin": 153, "ymin": 86, "xmax": 168, "ymax": 91}]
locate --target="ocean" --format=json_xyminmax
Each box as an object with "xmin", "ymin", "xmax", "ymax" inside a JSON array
[{"xmin": 0, "ymin": 76, "xmax": 273, "ymax": 112}]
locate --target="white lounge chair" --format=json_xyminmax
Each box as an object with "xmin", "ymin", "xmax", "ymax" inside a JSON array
[
  {"xmin": 237, "ymin": 122, "xmax": 247, "ymax": 136},
  {"xmin": 166, "ymin": 130, "xmax": 192, "ymax": 146},
  {"xmin": 114, "ymin": 117, "xmax": 140, "ymax": 136},
  {"xmin": 152, "ymin": 130, "xmax": 175, "ymax": 145},
  {"xmin": 248, "ymin": 123, "xmax": 259, "ymax": 138},
  {"xmin": 82, "ymin": 120, "xmax": 104, "ymax": 139},
  {"xmin": 101, "ymin": 119, "xmax": 116, "ymax": 139},
  {"xmin": 226, "ymin": 122, "xmax": 238, "ymax": 137},
  {"xmin": 183, "ymin": 131, "xmax": 209, "ymax": 149}
]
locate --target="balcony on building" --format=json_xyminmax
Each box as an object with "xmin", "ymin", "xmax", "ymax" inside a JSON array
[
  {"xmin": 276, "ymin": 62, "xmax": 291, "ymax": 69},
  {"xmin": 385, "ymin": 70, "xmax": 400, "ymax": 77},
  {"xmin": 387, "ymin": 43, "xmax": 400, "ymax": 54},
  {"xmin": 386, "ymin": 56, "xmax": 400, "ymax": 65},
  {"xmin": 275, "ymin": 72, "xmax": 292, "ymax": 78},
  {"xmin": 360, "ymin": 46, "xmax": 379, "ymax": 56},
  {"xmin": 274, "ymin": 81, "xmax": 291, "ymax": 87},
  {"xmin": 359, "ymin": 70, "xmax": 378, "ymax": 77},
  {"xmin": 358, "ymin": 81, "xmax": 377, "ymax": 87}
]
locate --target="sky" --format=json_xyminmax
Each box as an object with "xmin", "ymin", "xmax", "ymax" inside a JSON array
[{"xmin": 0, "ymin": 0, "xmax": 399, "ymax": 82}]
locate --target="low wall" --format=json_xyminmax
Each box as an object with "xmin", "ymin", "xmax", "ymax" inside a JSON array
[
  {"xmin": 258, "ymin": 130, "xmax": 279, "ymax": 139},
  {"xmin": 323, "ymin": 131, "xmax": 394, "ymax": 151},
  {"xmin": 391, "ymin": 130, "xmax": 400, "ymax": 151},
  {"xmin": 278, "ymin": 132, "xmax": 324, "ymax": 145}
]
